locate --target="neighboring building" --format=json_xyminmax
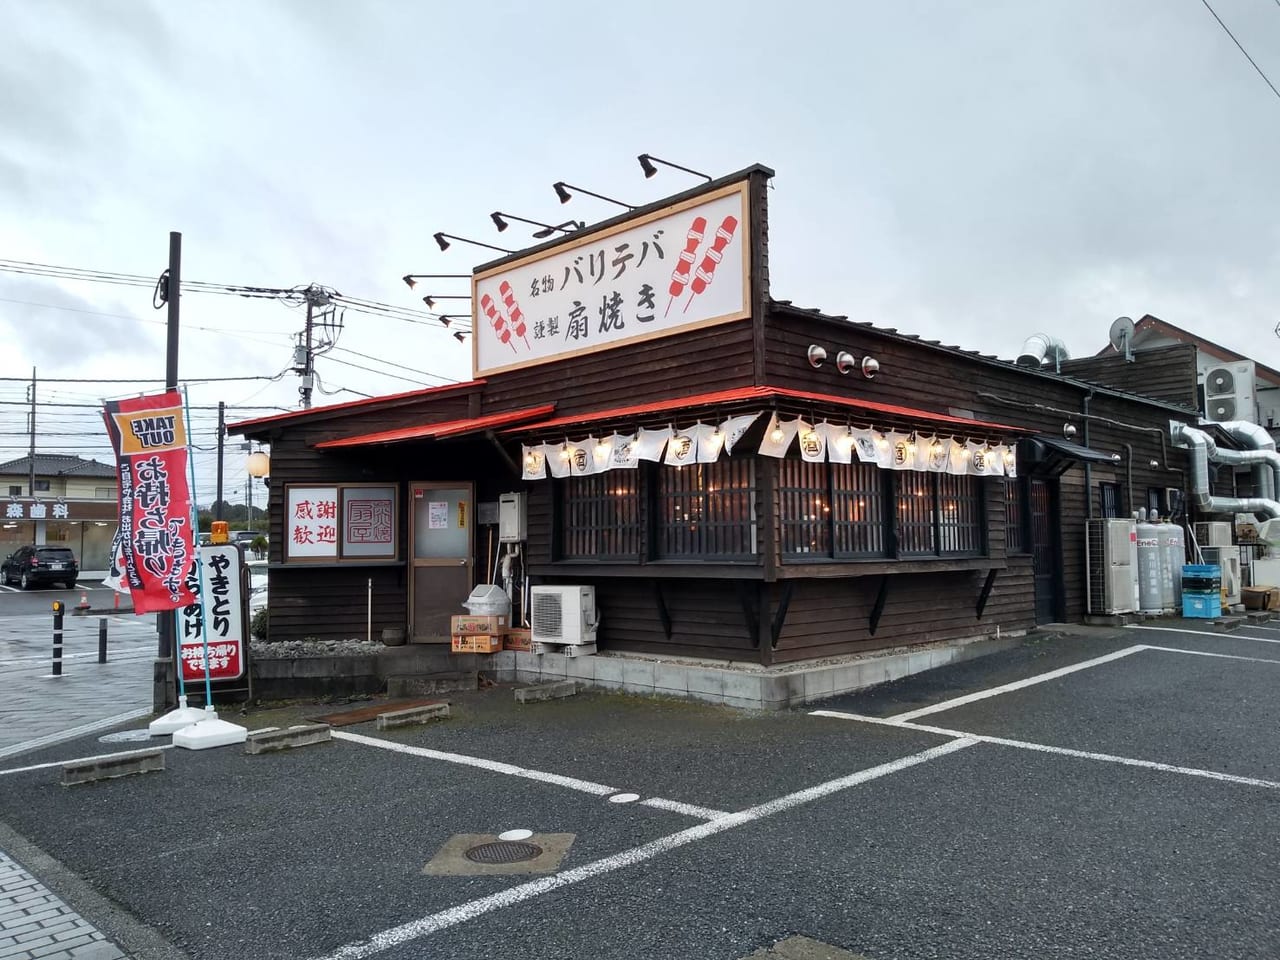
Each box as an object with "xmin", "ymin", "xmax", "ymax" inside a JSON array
[
  {"xmin": 1091, "ymin": 314, "xmax": 1280, "ymax": 432},
  {"xmin": 0, "ymin": 455, "xmax": 119, "ymax": 573},
  {"xmin": 229, "ymin": 164, "xmax": 1206, "ymax": 684}
]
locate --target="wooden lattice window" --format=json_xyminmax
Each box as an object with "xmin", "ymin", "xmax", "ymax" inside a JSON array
[
  {"xmin": 560, "ymin": 472, "xmax": 642, "ymax": 560},
  {"xmin": 779, "ymin": 460, "xmax": 889, "ymax": 559},
  {"xmin": 655, "ymin": 459, "xmax": 756, "ymax": 559}
]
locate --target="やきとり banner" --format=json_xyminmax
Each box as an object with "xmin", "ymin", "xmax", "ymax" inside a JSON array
[{"xmin": 102, "ymin": 390, "xmax": 198, "ymax": 614}]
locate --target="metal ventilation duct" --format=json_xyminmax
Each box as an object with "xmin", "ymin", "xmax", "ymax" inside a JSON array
[
  {"xmin": 1169, "ymin": 421, "xmax": 1280, "ymax": 520},
  {"xmin": 1016, "ymin": 333, "xmax": 1071, "ymax": 372}
]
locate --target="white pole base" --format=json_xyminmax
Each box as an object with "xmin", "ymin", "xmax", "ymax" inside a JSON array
[
  {"xmin": 172, "ymin": 706, "xmax": 247, "ymax": 750},
  {"xmin": 149, "ymin": 696, "xmax": 212, "ymax": 736}
]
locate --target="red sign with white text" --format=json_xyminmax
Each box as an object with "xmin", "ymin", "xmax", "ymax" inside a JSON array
[
  {"xmin": 180, "ymin": 639, "xmax": 243, "ymax": 682},
  {"xmin": 101, "ymin": 391, "xmax": 197, "ymax": 614}
]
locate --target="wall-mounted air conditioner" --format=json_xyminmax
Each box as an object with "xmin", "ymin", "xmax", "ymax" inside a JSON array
[
  {"xmin": 1198, "ymin": 359, "xmax": 1255, "ymax": 423},
  {"xmin": 1194, "ymin": 522, "xmax": 1233, "ymax": 548},
  {"xmin": 531, "ymin": 585, "xmax": 598, "ymax": 645}
]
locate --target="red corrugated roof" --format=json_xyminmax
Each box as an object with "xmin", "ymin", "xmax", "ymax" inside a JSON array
[
  {"xmin": 314, "ymin": 404, "xmax": 557, "ymax": 449},
  {"xmin": 229, "ymin": 379, "xmax": 487, "ymax": 433},
  {"xmin": 501, "ymin": 386, "xmax": 1023, "ymax": 434}
]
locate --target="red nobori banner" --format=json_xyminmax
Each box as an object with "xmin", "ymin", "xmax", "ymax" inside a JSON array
[{"xmin": 102, "ymin": 391, "xmax": 197, "ymax": 614}]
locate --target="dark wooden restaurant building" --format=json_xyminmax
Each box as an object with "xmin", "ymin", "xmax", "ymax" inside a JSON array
[{"xmin": 230, "ymin": 164, "xmax": 1206, "ymax": 673}]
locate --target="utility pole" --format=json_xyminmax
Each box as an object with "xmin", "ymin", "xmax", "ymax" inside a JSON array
[
  {"xmin": 297, "ymin": 285, "xmax": 334, "ymax": 409},
  {"xmin": 26, "ymin": 367, "xmax": 35, "ymax": 495},
  {"xmin": 215, "ymin": 400, "xmax": 225, "ymax": 521},
  {"xmin": 157, "ymin": 231, "xmax": 182, "ymax": 669}
]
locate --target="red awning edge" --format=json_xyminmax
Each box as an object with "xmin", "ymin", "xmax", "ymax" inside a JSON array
[
  {"xmin": 315, "ymin": 403, "xmax": 557, "ymax": 449},
  {"xmin": 500, "ymin": 386, "xmax": 1023, "ymax": 436}
]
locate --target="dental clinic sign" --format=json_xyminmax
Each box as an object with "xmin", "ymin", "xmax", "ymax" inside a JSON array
[{"xmin": 472, "ymin": 180, "xmax": 750, "ymax": 376}]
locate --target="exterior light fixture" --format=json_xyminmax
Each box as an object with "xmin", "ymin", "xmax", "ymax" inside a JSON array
[
  {"xmin": 835, "ymin": 351, "xmax": 856, "ymax": 375},
  {"xmin": 433, "ymin": 232, "xmax": 511, "ymax": 254},
  {"xmin": 1149, "ymin": 459, "xmax": 1160, "ymax": 468},
  {"xmin": 246, "ymin": 451, "xmax": 271, "ymax": 478},
  {"xmin": 491, "ymin": 212, "xmax": 582, "ymax": 237},
  {"xmin": 423, "ymin": 295, "xmax": 471, "ymax": 309},
  {"xmin": 861, "ymin": 356, "xmax": 879, "ymax": 379},
  {"xmin": 403, "ymin": 274, "xmax": 468, "ymax": 289},
  {"xmin": 552, "ymin": 181, "xmax": 634, "ymax": 210},
  {"xmin": 807, "ymin": 344, "xmax": 827, "ymax": 368},
  {"xmin": 638, "ymin": 153, "xmax": 712, "ymax": 182},
  {"xmin": 1063, "ymin": 423, "xmax": 1078, "ymax": 439}
]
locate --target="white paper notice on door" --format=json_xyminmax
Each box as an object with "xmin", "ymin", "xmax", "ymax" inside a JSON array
[{"xmin": 428, "ymin": 501, "xmax": 448, "ymax": 529}]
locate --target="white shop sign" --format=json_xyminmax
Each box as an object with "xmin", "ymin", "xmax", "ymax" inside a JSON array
[{"xmin": 473, "ymin": 181, "xmax": 750, "ymax": 376}]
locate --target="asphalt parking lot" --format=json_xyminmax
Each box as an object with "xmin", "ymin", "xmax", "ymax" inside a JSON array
[{"xmin": 1, "ymin": 620, "xmax": 1278, "ymax": 960}]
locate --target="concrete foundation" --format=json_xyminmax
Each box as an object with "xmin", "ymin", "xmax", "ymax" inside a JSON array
[{"xmin": 490, "ymin": 631, "xmax": 1027, "ymax": 711}]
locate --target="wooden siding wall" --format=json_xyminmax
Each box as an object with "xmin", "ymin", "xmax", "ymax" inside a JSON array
[
  {"xmin": 761, "ymin": 310, "xmax": 1196, "ymax": 629},
  {"xmin": 478, "ymin": 320, "xmax": 757, "ymax": 419},
  {"xmin": 261, "ymin": 417, "xmax": 520, "ymax": 643},
  {"xmin": 1059, "ymin": 343, "xmax": 1199, "ymax": 410}
]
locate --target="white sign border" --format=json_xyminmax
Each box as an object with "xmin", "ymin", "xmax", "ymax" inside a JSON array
[{"xmin": 471, "ymin": 179, "xmax": 752, "ymax": 378}]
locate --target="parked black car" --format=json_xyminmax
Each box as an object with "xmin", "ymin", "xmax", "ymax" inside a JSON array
[{"xmin": 1, "ymin": 545, "xmax": 79, "ymax": 589}]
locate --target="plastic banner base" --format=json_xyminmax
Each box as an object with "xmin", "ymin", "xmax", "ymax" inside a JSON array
[
  {"xmin": 149, "ymin": 696, "xmax": 212, "ymax": 736},
  {"xmin": 172, "ymin": 707, "xmax": 248, "ymax": 751}
]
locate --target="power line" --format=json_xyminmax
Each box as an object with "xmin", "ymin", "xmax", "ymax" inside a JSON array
[
  {"xmin": 1200, "ymin": 0, "xmax": 1280, "ymax": 103},
  {"xmin": 0, "ymin": 258, "xmax": 471, "ymax": 332}
]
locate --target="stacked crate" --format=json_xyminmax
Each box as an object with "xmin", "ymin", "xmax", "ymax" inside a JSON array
[{"xmin": 1181, "ymin": 564, "xmax": 1222, "ymax": 618}]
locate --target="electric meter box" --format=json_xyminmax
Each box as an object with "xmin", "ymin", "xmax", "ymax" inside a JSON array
[{"xmin": 498, "ymin": 492, "xmax": 526, "ymax": 543}]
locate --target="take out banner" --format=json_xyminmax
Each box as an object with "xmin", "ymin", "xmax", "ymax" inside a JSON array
[{"xmin": 102, "ymin": 390, "xmax": 198, "ymax": 614}]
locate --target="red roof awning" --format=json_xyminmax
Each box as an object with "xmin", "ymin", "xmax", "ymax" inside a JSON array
[
  {"xmin": 501, "ymin": 386, "xmax": 1022, "ymax": 435},
  {"xmin": 229, "ymin": 379, "xmax": 487, "ymax": 433},
  {"xmin": 315, "ymin": 404, "xmax": 557, "ymax": 449}
]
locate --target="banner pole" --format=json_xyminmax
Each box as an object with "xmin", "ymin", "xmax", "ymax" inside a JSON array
[{"xmin": 181, "ymin": 384, "xmax": 216, "ymax": 710}]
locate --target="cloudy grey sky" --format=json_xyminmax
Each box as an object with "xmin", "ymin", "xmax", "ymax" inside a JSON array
[{"xmin": 4, "ymin": 0, "xmax": 1280, "ymax": 502}]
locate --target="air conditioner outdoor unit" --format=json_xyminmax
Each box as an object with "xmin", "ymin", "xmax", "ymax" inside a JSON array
[
  {"xmin": 1086, "ymin": 518, "xmax": 1138, "ymax": 615},
  {"xmin": 530, "ymin": 585, "xmax": 598, "ymax": 645},
  {"xmin": 1194, "ymin": 522, "xmax": 1233, "ymax": 548},
  {"xmin": 1200, "ymin": 359, "xmax": 1255, "ymax": 423}
]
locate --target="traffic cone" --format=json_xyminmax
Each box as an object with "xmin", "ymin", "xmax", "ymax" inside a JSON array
[{"xmin": 76, "ymin": 590, "xmax": 90, "ymax": 613}]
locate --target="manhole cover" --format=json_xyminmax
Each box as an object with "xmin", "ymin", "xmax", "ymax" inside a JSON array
[
  {"xmin": 99, "ymin": 730, "xmax": 154, "ymax": 743},
  {"xmin": 464, "ymin": 840, "xmax": 543, "ymax": 864}
]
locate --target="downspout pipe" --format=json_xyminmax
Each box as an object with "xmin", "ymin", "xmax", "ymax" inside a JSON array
[
  {"xmin": 1218, "ymin": 420, "xmax": 1278, "ymax": 501},
  {"xmin": 1169, "ymin": 421, "xmax": 1280, "ymax": 519}
]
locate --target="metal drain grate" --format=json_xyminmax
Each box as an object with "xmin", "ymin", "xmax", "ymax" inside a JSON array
[{"xmin": 464, "ymin": 840, "xmax": 543, "ymax": 864}]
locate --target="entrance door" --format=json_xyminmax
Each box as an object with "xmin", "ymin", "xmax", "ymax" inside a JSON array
[
  {"xmin": 1029, "ymin": 477, "xmax": 1063, "ymax": 624},
  {"xmin": 409, "ymin": 483, "xmax": 473, "ymax": 642}
]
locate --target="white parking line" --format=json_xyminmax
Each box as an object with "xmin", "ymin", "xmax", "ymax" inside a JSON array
[
  {"xmin": 1127, "ymin": 624, "xmax": 1280, "ymax": 644},
  {"xmin": 887, "ymin": 645, "xmax": 1148, "ymax": 722},
  {"xmin": 638, "ymin": 797, "xmax": 730, "ymax": 820},
  {"xmin": 332, "ymin": 729, "xmax": 728, "ymax": 820},
  {"xmin": 1140, "ymin": 644, "xmax": 1280, "ymax": 665},
  {"xmin": 811, "ymin": 710, "xmax": 1280, "ymax": 790},
  {"xmin": 0, "ymin": 708, "xmax": 154, "ymax": 761},
  {"xmin": 309, "ymin": 738, "xmax": 977, "ymax": 960},
  {"xmin": 332, "ymin": 729, "xmax": 618, "ymax": 795}
]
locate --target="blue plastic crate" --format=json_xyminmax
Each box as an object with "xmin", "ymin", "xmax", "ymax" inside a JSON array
[
  {"xmin": 1182, "ymin": 594, "xmax": 1222, "ymax": 619},
  {"xmin": 1182, "ymin": 564, "xmax": 1221, "ymax": 577}
]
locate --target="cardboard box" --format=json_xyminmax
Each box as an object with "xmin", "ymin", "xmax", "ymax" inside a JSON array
[
  {"xmin": 450, "ymin": 614, "xmax": 508, "ymax": 636},
  {"xmin": 450, "ymin": 634, "xmax": 502, "ymax": 654},
  {"xmin": 504, "ymin": 628, "xmax": 532, "ymax": 652}
]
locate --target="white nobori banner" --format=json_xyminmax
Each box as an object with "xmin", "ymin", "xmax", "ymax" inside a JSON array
[{"xmin": 473, "ymin": 182, "xmax": 750, "ymax": 376}]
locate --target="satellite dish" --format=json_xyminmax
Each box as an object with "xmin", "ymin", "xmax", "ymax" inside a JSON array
[{"xmin": 1109, "ymin": 316, "xmax": 1135, "ymax": 361}]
